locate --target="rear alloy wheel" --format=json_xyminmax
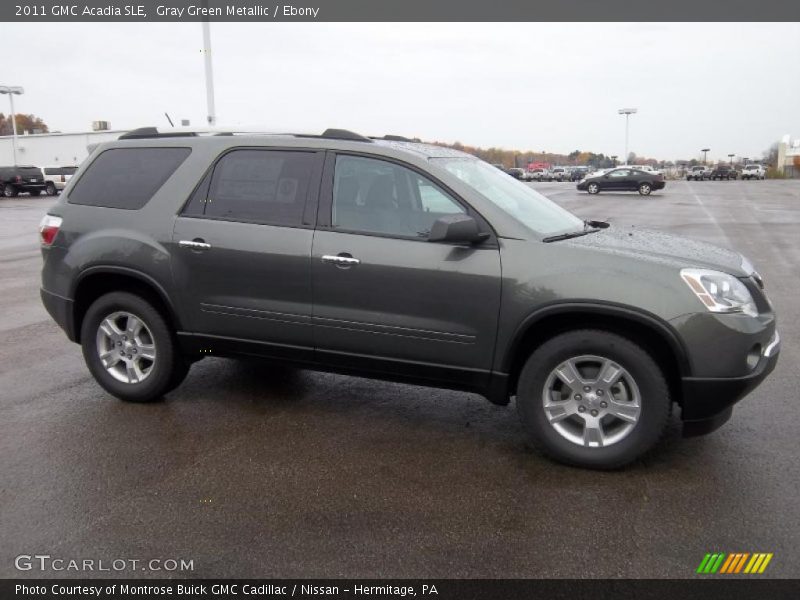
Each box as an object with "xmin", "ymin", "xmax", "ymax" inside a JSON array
[
  {"xmin": 638, "ymin": 182, "xmax": 652, "ymax": 195},
  {"xmin": 45, "ymin": 183, "xmax": 57, "ymax": 196},
  {"xmin": 81, "ymin": 292, "xmax": 188, "ymax": 402},
  {"xmin": 2, "ymin": 184, "xmax": 17, "ymax": 197},
  {"xmin": 516, "ymin": 329, "xmax": 670, "ymax": 469},
  {"xmin": 587, "ymin": 182, "xmax": 600, "ymax": 194}
]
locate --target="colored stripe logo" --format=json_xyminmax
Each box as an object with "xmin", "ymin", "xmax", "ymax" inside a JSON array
[{"xmin": 697, "ymin": 552, "xmax": 773, "ymax": 574}]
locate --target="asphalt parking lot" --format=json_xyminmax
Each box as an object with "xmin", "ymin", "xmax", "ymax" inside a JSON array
[{"xmin": 1, "ymin": 179, "xmax": 798, "ymax": 579}]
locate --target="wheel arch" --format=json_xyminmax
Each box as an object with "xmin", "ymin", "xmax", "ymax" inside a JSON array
[
  {"xmin": 71, "ymin": 266, "xmax": 182, "ymax": 343},
  {"xmin": 501, "ymin": 303, "xmax": 691, "ymax": 405}
]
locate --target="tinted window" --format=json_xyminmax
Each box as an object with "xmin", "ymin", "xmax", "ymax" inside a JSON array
[
  {"xmin": 44, "ymin": 167, "xmax": 78, "ymax": 175},
  {"xmin": 205, "ymin": 150, "xmax": 315, "ymax": 226},
  {"xmin": 69, "ymin": 147, "xmax": 190, "ymax": 209},
  {"xmin": 333, "ymin": 155, "xmax": 464, "ymax": 238}
]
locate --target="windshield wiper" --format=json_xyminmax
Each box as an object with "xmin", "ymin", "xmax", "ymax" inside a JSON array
[{"xmin": 543, "ymin": 221, "xmax": 602, "ymax": 243}]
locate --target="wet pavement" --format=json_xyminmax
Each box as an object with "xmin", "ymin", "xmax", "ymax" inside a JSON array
[{"xmin": 1, "ymin": 179, "xmax": 798, "ymax": 578}]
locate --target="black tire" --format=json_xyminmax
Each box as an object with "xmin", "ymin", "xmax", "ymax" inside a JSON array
[
  {"xmin": 2, "ymin": 184, "xmax": 17, "ymax": 197},
  {"xmin": 587, "ymin": 182, "xmax": 600, "ymax": 195},
  {"xmin": 516, "ymin": 329, "xmax": 671, "ymax": 469},
  {"xmin": 638, "ymin": 182, "xmax": 652, "ymax": 196},
  {"xmin": 45, "ymin": 183, "xmax": 57, "ymax": 196},
  {"xmin": 80, "ymin": 291, "xmax": 183, "ymax": 402}
]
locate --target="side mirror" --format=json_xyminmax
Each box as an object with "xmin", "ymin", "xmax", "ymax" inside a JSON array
[{"xmin": 428, "ymin": 214, "xmax": 488, "ymax": 244}]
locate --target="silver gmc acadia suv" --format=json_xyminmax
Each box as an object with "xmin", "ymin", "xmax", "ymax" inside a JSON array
[{"xmin": 39, "ymin": 127, "xmax": 780, "ymax": 468}]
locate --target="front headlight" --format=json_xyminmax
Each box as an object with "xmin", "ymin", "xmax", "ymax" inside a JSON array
[{"xmin": 680, "ymin": 268, "xmax": 757, "ymax": 317}]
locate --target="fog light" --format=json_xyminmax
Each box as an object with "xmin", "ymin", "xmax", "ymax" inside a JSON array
[{"xmin": 746, "ymin": 345, "xmax": 761, "ymax": 370}]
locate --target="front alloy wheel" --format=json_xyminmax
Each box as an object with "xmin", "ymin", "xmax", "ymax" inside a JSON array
[
  {"xmin": 516, "ymin": 329, "xmax": 670, "ymax": 469},
  {"xmin": 587, "ymin": 182, "xmax": 600, "ymax": 194},
  {"xmin": 542, "ymin": 355, "xmax": 641, "ymax": 448}
]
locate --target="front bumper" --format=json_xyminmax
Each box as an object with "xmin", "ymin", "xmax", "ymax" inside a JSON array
[{"xmin": 681, "ymin": 330, "xmax": 780, "ymax": 436}]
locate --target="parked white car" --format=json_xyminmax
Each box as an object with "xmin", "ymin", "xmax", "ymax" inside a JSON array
[
  {"xmin": 687, "ymin": 165, "xmax": 712, "ymax": 181},
  {"xmin": 741, "ymin": 164, "xmax": 766, "ymax": 180},
  {"xmin": 527, "ymin": 168, "xmax": 551, "ymax": 181},
  {"xmin": 41, "ymin": 166, "xmax": 79, "ymax": 195},
  {"xmin": 628, "ymin": 164, "xmax": 661, "ymax": 175}
]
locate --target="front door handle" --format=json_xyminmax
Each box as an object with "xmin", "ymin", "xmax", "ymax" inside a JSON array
[
  {"xmin": 178, "ymin": 239, "xmax": 212, "ymax": 251},
  {"xmin": 322, "ymin": 254, "xmax": 360, "ymax": 267}
]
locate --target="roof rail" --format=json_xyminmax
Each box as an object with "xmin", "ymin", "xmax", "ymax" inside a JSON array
[
  {"xmin": 118, "ymin": 126, "xmax": 375, "ymax": 142},
  {"xmin": 319, "ymin": 128, "xmax": 372, "ymax": 142},
  {"xmin": 119, "ymin": 127, "xmax": 200, "ymax": 140},
  {"xmin": 371, "ymin": 134, "xmax": 415, "ymax": 142}
]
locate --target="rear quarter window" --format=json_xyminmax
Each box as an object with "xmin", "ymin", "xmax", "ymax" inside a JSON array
[{"xmin": 68, "ymin": 147, "xmax": 191, "ymax": 209}]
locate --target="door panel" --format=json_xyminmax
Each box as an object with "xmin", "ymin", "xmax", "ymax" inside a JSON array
[
  {"xmin": 604, "ymin": 169, "xmax": 630, "ymax": 190},
  {"xmin": 171, "ymin": 218, "xmax": 314, "ymax": 351},
  {"xmin": 311, "ymin": 153, "xmax": 502, "ymax": 375},
  {"xmin": 169, "ymin": 148, "xmax": 323, "ymax": 358},
  {"xmin": 312, "ymin": 231, "xmax": 502, "ymax": 371}
]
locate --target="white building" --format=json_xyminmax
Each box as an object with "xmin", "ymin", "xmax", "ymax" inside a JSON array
[
  {"xmin": 0, "ymin": 130, "xmax": 124, "ymax": 167},
  {"xmin": 777, "ymin": 134, "xmax": 800, "ymax": 178}
]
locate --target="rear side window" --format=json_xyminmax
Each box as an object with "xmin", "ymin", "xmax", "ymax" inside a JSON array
[
  {"xmin": 69, "ymin": 147, "xmax": 191, "ymax": 209},
  {"xmin": 204, "ymin": 150, "xmax": 316, "ymax": 227}
]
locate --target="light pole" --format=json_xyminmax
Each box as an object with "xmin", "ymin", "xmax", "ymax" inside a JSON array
[
  {"xmin": 701, "ymin": 148, "xmax": 710, "ymax": 165},
  {"xmin": 611, "ymin": 155, "xmax": 618, "ymax": 167},
  {"xmin": 728, "ymin": 153, "xmax": 735, "ymax": 165},
  {"xmin": 201, "ymin": 1, "xmax": 217, "ymax": 126},
  {"xmin": 618, "ymin": 108, "xmax": 637, "ymax": 165},
  {"xmin": 0, "ymin": 85, "xmax": 25, "ymax": 166}
]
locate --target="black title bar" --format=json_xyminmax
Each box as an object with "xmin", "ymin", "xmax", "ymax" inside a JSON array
[
  {"xmin": 4, "ymin": 579, "xmax": 800, "ymax": 600},
  {"xmin": 3, "ymin": 0, "xmax": 800, "ymax": 22}
]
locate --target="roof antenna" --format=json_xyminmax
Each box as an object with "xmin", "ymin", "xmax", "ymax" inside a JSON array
[{"xmin": 164, "ymin": 112, "xmax": 175, "ymax": 127}]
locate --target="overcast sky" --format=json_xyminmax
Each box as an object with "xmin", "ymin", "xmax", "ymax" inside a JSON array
[{"xmin": 2, "ymin": 22, "xmax": 798, "ymax": 161}]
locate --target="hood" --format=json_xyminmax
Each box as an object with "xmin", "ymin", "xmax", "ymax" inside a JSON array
[{"xmin": 563, "ymin": 226, "xmax": 749, "ymax": 275}]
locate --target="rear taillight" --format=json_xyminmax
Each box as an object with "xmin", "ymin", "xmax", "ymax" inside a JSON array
[
  {"xmin": 39, "ymin": 215, "xmax": 62, "ymax": 246},
  {"xmin": 14, "ymin": 175, "xmax": 22, "ymax": 183},
  {"xmin": 60, "ymin": 175, "xmax": 66, "ymax": 183}
]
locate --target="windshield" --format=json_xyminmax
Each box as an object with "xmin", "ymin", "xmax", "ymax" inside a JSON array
[{"xmin": 433, "ymin": 157, "xmax": 585, "ymax": 237}]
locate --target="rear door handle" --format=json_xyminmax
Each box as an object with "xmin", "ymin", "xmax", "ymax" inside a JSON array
[
  {"xmin": 178, "ymin": 239, "xmax": 212, "ymax": 251},
  {"xmin": 322, "ymin": 254, "xmax": 360, "ymax": 267}
]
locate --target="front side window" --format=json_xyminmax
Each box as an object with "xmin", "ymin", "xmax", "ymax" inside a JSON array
[
  {"xmin": 205, "ymin": 150, "xmax": 315, "ymax": 226},
  {"xmin": 609, "ymin": 169, "xmax": 630, "ymax": 178},
  {"xmin": 332, "ymin": 155, "xmax": 464, "ymax": 238},
  {"xmin": 434, "ymin": 157, "xmax": 584, "ymax": 237}
]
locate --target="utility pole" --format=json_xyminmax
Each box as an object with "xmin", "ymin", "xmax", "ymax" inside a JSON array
[
  {"xmin": 701, "ymin": 148, "xmax": 710, "ymax": 165},
  {"xmin": 618, "ymin": 108, "xmax": 637, "ymax": 165},
  {"xmin": 0, "ymin": 86, "xmax": 24, "ymax": 165},
  {"xmin": 201, "ymin": 2, "xmax": 217, "ymax": 126}
]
